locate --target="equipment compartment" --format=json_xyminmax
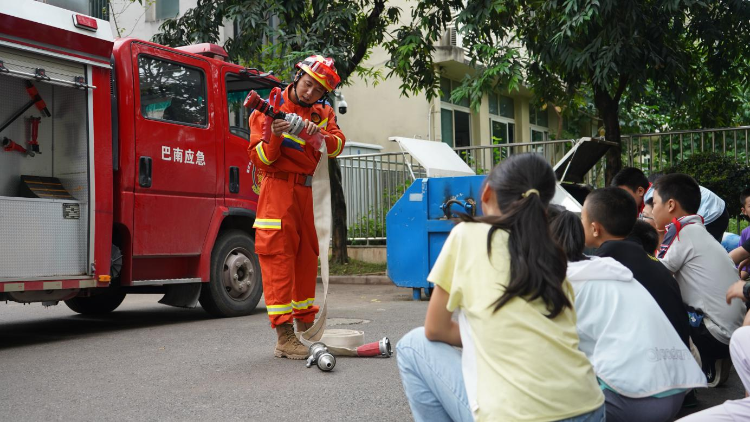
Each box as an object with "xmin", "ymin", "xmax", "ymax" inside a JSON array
[{"xmin": 0, "ymin": 49, "xmax": 91, "ymax": 281}]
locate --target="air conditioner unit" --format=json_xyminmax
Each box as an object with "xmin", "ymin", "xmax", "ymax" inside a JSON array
[{"xmin": 447, "ymin": 25, "xmax": 465, "ymax": 49}]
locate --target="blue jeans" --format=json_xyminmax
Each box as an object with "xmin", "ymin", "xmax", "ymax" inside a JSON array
[{"xmin": 396, "ymin": 327, "xmax": 606, "ymax": 422}]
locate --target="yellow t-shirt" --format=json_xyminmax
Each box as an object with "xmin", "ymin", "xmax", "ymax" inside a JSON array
[{"xmin": 428, "ymin": 222, "xmax": 604, "ymax": 422}]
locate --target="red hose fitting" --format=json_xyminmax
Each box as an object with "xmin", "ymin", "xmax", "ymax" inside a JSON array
[
  {"xmin": 3, "ymin": 137, "xmax": 32, "ymax": 156},
  {"xmin": 356, "ymin": 337, "xmax": 392, "ymax": 357}
]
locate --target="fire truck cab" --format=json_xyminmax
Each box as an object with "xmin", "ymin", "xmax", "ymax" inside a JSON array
[{"xmin": 0, "ymin": 0, "xmax": 277, "ymax": 316}]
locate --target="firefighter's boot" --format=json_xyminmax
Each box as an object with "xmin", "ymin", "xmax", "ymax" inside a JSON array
[
  {"xmin": 295, "ymin": 320, "xmax": 314, "ymax": 333},
  {"xmin": 274, "ymin": 323, "xmax": 308, "ymax": 359}
]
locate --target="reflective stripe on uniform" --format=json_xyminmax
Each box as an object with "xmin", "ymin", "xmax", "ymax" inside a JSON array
[
  {"xmin": 283, "ymin": 133, "xmax": 306, "ymax": 146},
  {"xmin": 267, "ymin": 303, "xmax": 293, "ymax": 315},
  {"xmin": 317, "ymin": 118, "xmax": 328, "ymax": 129},
  {"xmin": 256, "ymin": 143, "xmax": 274, "ymax": 165},
  {"xmin": 328, "ymin": 135, "xmax": 343, "ymax": 157},
  {"xmin": 292, "ymin": 298, "xmax": 315, "ymax": 310},
  {"xmin": 253, "ymin": 218, "xmax": 282, "ymax": 230}
]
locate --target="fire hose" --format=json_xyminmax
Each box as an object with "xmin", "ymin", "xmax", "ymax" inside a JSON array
[
  {"xmin": 243, "ymin": 90, "xmax": 306, "ymax": 137},
  {"xmin": 244, "ymin": 90, "xmax": 393, "ymax": 368},
  {"xmin": 300, "ymin": 139, "xmax": 392, "ymax": 368}
]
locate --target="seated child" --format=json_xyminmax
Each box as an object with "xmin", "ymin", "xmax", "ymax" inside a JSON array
[
  {"xmin": 611, "ymin": 167, "xmax": 652, "ymax": 216},
  {"xmin": 549, "ymin": 208, "xmax": 706, "ymax": 422},
  {"xmin": 396, "ymin": 153, "xmax": 604, "ymax": 422},
  {"xmin": 737, "ymin": 187, "xmax": 750, "ymax": 275},
  {"xmin": 641, "ymin": 198, "xmax": 666, "ymax": 247},
  {"xmin": 613, "ymin": 167, "xmax": 729, "ymax": 242},
  {"xmin": 581, "ymin": 187, "xmax": 689, "ymax": 348},
  {"xmin": 653, "ymin": 173, "xmax": 745, "ymax": 387},
  {"xmin": 629, "ymin": 220, "xmax": 660, "ymax": 256},
  {"xmin": 677, "ymin": 327, "xmax": 750, "ymax": 421},
  {"xmin": 726, "ymin": 279, "xmax": 750, "ymax": 327}
]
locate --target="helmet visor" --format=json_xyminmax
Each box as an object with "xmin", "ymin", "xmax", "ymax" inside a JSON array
[{"xmin": 302, "ymin": 61, "xmax": 341, "ymax": 92}]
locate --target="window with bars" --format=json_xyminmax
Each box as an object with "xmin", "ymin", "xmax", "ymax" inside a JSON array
[{"xmin": 440, "ymin": 77, "xmax": 472, "ymax": 148}]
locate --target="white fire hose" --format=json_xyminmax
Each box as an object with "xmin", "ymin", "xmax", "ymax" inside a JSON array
[{"xmin": 297, "ymin": 142, "xmax": 391, "ymax": 359}]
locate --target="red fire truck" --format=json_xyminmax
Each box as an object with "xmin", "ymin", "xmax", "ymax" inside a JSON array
[{"xmin": 0, "ymin": 1, "xmax": 278, "ymax": 316}]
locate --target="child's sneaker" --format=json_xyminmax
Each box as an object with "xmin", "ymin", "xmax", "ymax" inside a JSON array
[{"xmin": 706, "ymin": 358, "xmax": 732, "ymax": 387}]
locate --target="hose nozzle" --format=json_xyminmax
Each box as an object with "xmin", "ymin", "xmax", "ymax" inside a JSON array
[
  {"xmin": 306, "ymin": 342, "xmax": 336, "ymax": 372},
  {"xmin": 243, "ymin": 90, "xmax": 305, "ymax": 136}
]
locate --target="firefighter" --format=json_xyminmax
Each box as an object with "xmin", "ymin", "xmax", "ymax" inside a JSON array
[{"xmin": 248, "ymin": 55, "xmax": 345, "ymax": 359}]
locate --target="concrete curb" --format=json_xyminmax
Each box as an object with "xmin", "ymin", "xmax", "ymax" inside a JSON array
[{"xmin": 316, "ymin": 275, "xmax": 392, "ymax": 285}]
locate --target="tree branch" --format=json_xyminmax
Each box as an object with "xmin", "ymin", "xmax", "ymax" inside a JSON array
[
  {"xmin": 614, "ymin": 73, "xmax": 630, "ymax": 103},
  {"xmin": 343, "ymin": 0, "xmax": 386, "ymax": 81}
]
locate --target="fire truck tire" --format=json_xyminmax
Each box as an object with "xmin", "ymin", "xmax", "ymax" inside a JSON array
[
  {"xmin": 200, "ymin": 229, "xmax": 263, "ymax": 317},
  {"xmin": 64, "ymin": 288, "xmax": 126, "ymax": 315}
]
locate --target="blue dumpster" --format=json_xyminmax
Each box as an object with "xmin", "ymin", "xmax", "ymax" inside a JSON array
[
  {"xmin": 384, "ymin": 136, "xmax": 609, "ymax": 300},
  {"xmin": 386, "ymin": 175, "xmax": 485, "ymax": 300}
]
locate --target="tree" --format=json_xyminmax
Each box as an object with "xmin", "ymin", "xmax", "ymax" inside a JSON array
[
  {"xmin": 152, "ymin": 0, "xmax": 400, "ymax": 264},
  {"xmin": 386, "ymin": 0, "xmax": 750, "ymax": 183}
]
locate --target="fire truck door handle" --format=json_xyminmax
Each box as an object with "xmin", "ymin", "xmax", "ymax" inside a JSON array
[
  {"xmin": 229, "ymin": 166, "xmax": 239, "ymax": 193},
  {"xmin": 139, "ymin": 156, "xmax": 152, "ymax": 188}
]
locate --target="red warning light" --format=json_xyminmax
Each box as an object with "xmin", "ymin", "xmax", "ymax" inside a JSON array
[{"xmin": 73, "ymin": 14, "xmax": 98, "ymax": 31}]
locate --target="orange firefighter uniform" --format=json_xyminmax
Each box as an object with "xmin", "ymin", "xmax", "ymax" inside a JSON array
[{"xmin": 248, "ymin": 85, "xmax": 345, "ymax": 328}]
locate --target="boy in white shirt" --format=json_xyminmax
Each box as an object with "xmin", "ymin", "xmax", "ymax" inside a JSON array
[{"xmin": 652, "ymin": 173, "xmax": 745, "ymax": 387}]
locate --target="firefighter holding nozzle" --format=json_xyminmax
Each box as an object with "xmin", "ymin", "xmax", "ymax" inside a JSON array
[{"xmin": 248, "ymin": 55, "xmax": 346, "ymax": 359}]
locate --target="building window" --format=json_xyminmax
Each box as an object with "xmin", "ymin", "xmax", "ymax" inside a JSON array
[
  {"xmin": 489, "ymin": 93, "xmax": 514, "ymax": 119},
  {"xmin": 488, "ymin": 93, "xmax": 515, "ymax": 163},
  {"xmin": 155, "ymin": 0, "xmax": 179, "ymax": 20},
  {"xmin": 138, "ymin": 55, "xmax": 207, "ymax": 126},
  {"xmin": 440, "ymin": 77, "xmax": 472, "ymax": 148}
]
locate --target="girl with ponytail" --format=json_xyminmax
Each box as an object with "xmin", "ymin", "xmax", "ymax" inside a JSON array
[{"xmin": 396, "ymin": 153, "xmax": 604, "ymax": 422}]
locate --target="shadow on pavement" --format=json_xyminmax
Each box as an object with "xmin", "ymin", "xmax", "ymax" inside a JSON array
[{"xmin": 0, "ymin": 305, "xmax": 266, "ymax": 350}]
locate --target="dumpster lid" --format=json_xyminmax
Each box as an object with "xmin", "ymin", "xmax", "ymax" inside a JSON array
[
  {"xmin": 553, "ymin": 137, "xmax": 616, "ymax": 184},
  {"xmin": 390, "ymin": 137, "xmax": 476, "ymax": 178}
]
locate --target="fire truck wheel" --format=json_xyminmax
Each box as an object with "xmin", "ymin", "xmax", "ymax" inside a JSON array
[
  {"xmin": 200, "ymin": 229, "xmax": 263, "ymax": 317},
  {"xmin": 64, "ymin": 288, "xmax": 126, "ymax": 315}
]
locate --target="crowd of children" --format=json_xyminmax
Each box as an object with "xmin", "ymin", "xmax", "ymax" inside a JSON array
[{"xmin": 396, "ymin": 155, "xmax": 750, "ymax": 421}]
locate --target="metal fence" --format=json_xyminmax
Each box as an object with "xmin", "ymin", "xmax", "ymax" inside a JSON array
[
  {"xmin": 453, "ymin": 139, "xmax": 607, "ymax": 187},
  {"xmin": 623, "ymin": 126, "xmax": 750, "ymax": 173},
  {"xmin": 339, "ymin": 152, "xmax": 426, "ymax": 245},
  {"xmin": 340, "ymin": 128, "xmax": 750, "ymax": 245},
  {"xmin": 339, "ymin": 138, "xmax": 606, "ymax": 245}
]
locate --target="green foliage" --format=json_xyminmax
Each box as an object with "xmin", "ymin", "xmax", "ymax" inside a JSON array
[
  {"xmin": 327, "ymin": 258, "xmax": 386, "ymax": 276},
  {"xmin": 348, "ymin": 180, "xmax": 412, "ymax": 245},
  {"xmin": 666, "ymin": 152, "xmax": 750, "ymax": 217},
  {"xmin": 385, "ymin": 0, "xmax": 750, "ymax": 154},
  {"xmin": 152, "ymin": 0, "xmax": 400, "ymax": 86}
]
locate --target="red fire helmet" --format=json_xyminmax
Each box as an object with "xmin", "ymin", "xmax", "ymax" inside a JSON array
[{"xmin": 295, "ymin": 55, "xmax": 341, "ymax": 92}]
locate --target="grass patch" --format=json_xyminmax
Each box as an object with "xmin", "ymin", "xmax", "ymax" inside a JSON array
[
  {"xmin": 728, "ymin": 217, "xmax": 750, "ymax": 235},
  {"xmin": 326, "ymin": 258, "xmax": 387, "ymax": 276}
]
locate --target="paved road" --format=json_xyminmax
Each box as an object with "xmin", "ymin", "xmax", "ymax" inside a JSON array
[{"xmin": 0, "ymin": 284, "xmax": 744, "ymax": 421}]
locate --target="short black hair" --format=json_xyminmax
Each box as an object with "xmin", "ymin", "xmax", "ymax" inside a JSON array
[
  {"xmin": 652, "ymin": 173, "xmax": 700, "ymax": 215},
  {"xmin": 584, "ymin": 187, "xmax": 637, "ymax": 237},
  {"xmin": 628, "ymin": 220, "xmax": 659, "ymax": 255},
  {"xmin": 741, "ymin": 187, "xmax": 750, "ymax": 207},
  {"xmin": 645, "ymin": 197, "xmax": 654, "ymax": 207},
  {"xmin": 611, "ymin": 167, "xmax": 650, "ymax": 191},
  {"xmin": 549, "ymin": 209, "xmax": 587, "ymax": 262},
  {"xmin": 647, "ymin": 172, "xmax": 663, "ymax": 184}
]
